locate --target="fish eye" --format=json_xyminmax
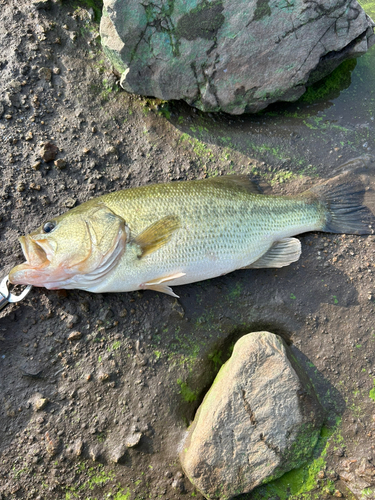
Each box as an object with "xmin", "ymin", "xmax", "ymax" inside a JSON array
[{"xmin": 43, "ymin": 221, "xmax": 56, "ymax": 233}]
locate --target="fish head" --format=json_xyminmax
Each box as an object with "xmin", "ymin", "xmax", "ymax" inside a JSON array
[{"xmin": 9, "ymin": 203, "xmax": 127, "ymax": 289}]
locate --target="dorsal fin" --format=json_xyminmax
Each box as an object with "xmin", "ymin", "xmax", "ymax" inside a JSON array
[
  {"xmin": 204, "ymin": 175, "xmax": 262, "ymax": 194},
  {"xmin": 133, "ymin": 215, "xmax": 180, "ymax": 258}
]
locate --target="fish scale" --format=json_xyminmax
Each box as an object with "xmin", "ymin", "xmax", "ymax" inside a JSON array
[{"xmin": 92, "ymin": 179, "xmax": 326, "ymax": 293}]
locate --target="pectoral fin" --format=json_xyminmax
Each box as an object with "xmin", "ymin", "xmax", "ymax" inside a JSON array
[
  {"xmin": 246, "ymin": 238, "xmax": 301, "ymax": 269},
  {"xmin": 140, "ymin": 272, "xmax": 186, "ymax": 298},
  {"xmin": 134, "ymin": 215, "xmax": 180, "ymax": 258}
]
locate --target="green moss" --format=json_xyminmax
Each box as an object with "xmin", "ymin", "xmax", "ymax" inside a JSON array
[
  {"xmin": 113, "ymin": 490, "xmax": 131, "ymax": 500},
  {"xmin": 73, "ymin": 0, "xmax": 103, "ymax": 22},
  {"xmin": 177, "ymin": 378, "xmax": 198, "ymax": 402},
  {"xmin": 369, "ymin": 379, "xmax": 375, "ymax": 402},
  {"xmin": 301, "ymin": 59, "xmax": 357, "ymax": 104},
  {"xmin": 64, "ymin": 463, "xmax": 116, "ymax": 499},
  {"xmin": 208, "ymin": 349, "xmax": 222, "ymax": 372},
  {"xmin": 249, "ymin": 424, "xmax": 340, "ymax": 499},
  {"xmin": 358, "ymin": 0, "xmax": 375, "ymax": 19}
]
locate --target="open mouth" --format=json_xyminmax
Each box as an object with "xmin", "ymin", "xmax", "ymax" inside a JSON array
[
  {"xmin": 9, "ymin": 236, "xmax": 54, "ymax": 286},
  {"xmin": 20, "ymin": 235, "xmax": 50, "ymax": 267}
]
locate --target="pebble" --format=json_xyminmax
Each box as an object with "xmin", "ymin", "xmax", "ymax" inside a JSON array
[
  {"xmin": 98, "ymin": 371, "xmax": 110, "ymax": 382},
  {"xmin": 125, "ymin": 432, "xmax": 142, "ymax": 448},
  {"xmin": 16, "ymin": 182, "xmax": 25, "ymax": 192},
  {"xmin": 105, "ymin": 145, "xmax": 117, "ymax": 155},
  {"xmin": 172, "ymin": 473, "xmax": 185, "ymax": 493},
  {"xmin": 89, "ymin": 446, "xmax": 101, "ymax": 461},
  {"xmin": 39, "ymin": 142, "xmax": 58, "ymax": 162},
  {"xmin": 74, "ymin": 439, "xmax": 83, "ymax": 456},
  {"xmin": 110, "ymin": 444, "xmax": 127, "ymax": 463},
  {"xmin": 54, "ymin": 158, "xmax": 67, "ymax": 169},
  {"xmin": 33, "ymin": 397, "xmax": 48, "ymax": 411},
  {"xmin": 68, "ymin": 331, "xmax": 82, "ymax": 341},
  {"xmin": 38, "ymin": 67, "xmax": 52, "ymax": 82},
  {"xmin": 32, "ymin": 0, "xmax": 50, "ymax": 10},
  {"xmin": 64, "ymin": 198, "xmax": 76, "ymax": 208}
]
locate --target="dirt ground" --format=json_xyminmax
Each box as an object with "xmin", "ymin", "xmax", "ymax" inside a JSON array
[{"xmin": 1, "ymin": 0, "xmax": 375, "ymax": 499}]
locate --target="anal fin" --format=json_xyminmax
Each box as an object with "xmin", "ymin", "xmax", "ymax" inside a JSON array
[
  {"xmin": 245, "ymin": 238, "xmax": 301, "ymax": 269},
  {"xmin": 140, "ymin": 272, "xmax": 186, "ymax": 298}
]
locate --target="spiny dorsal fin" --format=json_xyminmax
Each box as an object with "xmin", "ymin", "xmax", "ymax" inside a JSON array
[
  {"xmin": 245, "ymin": 238, "xmax": 301, "ymax": 269},
  {"xmin": 204, "ymin": 175, "xmax": 262, "ymax": 194},
  {"xmin": 133, "ymin": 215, "xmax": 180, "ymax": 258}
]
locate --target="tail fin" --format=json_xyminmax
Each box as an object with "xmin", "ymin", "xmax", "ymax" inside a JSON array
[{"xmin": 309, "ymin": 177, "xmax": 375, "ymax": 235}]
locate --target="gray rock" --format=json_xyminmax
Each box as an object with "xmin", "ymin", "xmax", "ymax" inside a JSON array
[
  {"xmin": 100, "ymin": 0, "xmax": 375, "ymax": 114},
  {"xmin": 180, "ymin": 332, "xmax": 325, "ymax": 499}
]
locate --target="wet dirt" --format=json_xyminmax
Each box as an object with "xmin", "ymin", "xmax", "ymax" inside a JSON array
[{"xmin": 0, "ymin": 0, "xmax": 375, "ymax": 499}]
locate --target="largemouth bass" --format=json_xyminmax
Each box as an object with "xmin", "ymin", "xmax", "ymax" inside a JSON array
[{"xmin": 9, "ymin": 174, "xmax": 374, "ymax": 297}]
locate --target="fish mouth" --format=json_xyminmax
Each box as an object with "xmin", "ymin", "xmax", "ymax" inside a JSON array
[
  {"xmin": 21, "ymin": 235, "xmax": 50, "ymax": 267},
  {"xmin": 9, "ymin": 236, "xmax": 53, "ymax": 286}
]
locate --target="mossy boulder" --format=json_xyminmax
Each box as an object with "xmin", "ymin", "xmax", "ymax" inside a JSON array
[{"xmin": 179, "ymin": 331, "xmax": 325, "ymax": 499}]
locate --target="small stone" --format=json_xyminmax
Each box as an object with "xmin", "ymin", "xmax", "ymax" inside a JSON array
[
  {"xmin": 38, "ymin": 67, "xmax": 52, "ymax": 82},
  {"xmin": 125, "ymin": 432, "xmax": 142, "ymax": 448},
  {"xmin": 89, "ymin": 446, "xmax": 101, "ymax": 461},
  {"xmin": 32, "ymin": 0, "xmax": 50, "ymax": 9},
  {"xmin": 317, "ymin": 470, "xmax": 325, "ymax": 479},
  {"xmin": 39, "ymin": 142, "xmax": 58, "ymax": 162},
  {"xmin": 64, "ymin": 198, "xmax": 76, "ymax": 208},
  {"xmin": 119, "ymin": 308, "xmax": 128, "ymax": 318},
  {"xmin": 109, "ymin": 444, "xmax": 127, "ymax": 463},
  {"xmin": 54, "ymin": 158, "xmax": 66, "ymax": 169},
  {"xmin": 68, "ymin": 331, "xmax": 82, "ymax": 341},
  {"xmin": 16, "ymin": 182, "xmax": 25, "ymax": 192},
  {"xmin": 74, "ymin": 439, "xmax": 84, "ymax": 456},
  {"xmin": 5, "ymin": 114, "xmax": 13, "ymax": 120},
  {"xmin": 83, "ymin": 147, "xmax": 90, "ymax": 154},
  {"xmin": 98, "ymin": 371, "xmax": 110, "ymax": 382},
  {"xmin": 25, "ymin": 131, "xmax": 33, "ymax": 141},
  {"xmin": 105, "ymin": 145, "xmax": 117, "ymax": 155},
  {"xmin": 91, "ymin": 126, "xmax": 97, "ymax": 133},
  {"xmin": 333, "ymin": 490, "xmax": 343, "ymax": 498},
  {"xmin": 29, "ymin": 183, "xmax": 41, "ymax": 191},
  {"xmin": 52, "ymin": 67, "xmax": 60, "ymax": 75},
  {"xmin": 34, "ymin": 397, "xmax": 48, "ymax": 411},
  {"xmin": 172, "ymin": 477, "xmax": 186, "ymax": 493},
  {"xmin": 32, "ymin": 161, "xmax": 41, "ymax": 170}
]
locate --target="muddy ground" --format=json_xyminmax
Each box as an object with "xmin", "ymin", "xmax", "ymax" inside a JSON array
[{"xmin": 1, "ymin": 0, "xmax": 375, "ymax": 499}]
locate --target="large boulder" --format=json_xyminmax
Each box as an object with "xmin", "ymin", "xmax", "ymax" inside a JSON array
[
  {"xmin": 100, "ymin": 0, "xmax": 375, "ymax": 114},
  {"xmin": 179, "ymin": 332, "xmax": 325, "ymax": 499}
]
